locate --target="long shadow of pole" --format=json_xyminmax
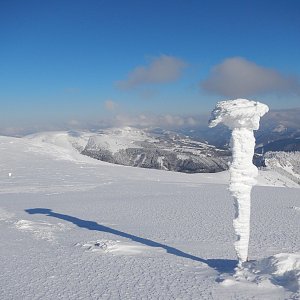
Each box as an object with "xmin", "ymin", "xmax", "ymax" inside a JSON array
[{"xmin": 25, "ymin": 208, "xmax": 237, "ymax": 273}]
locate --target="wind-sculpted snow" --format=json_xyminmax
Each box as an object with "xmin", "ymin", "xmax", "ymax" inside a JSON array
[
  {"xmin": 225, "ymin": 253, "xmax": 300, "ymax": 294},
  {"xmin": 209, "ymin": 99, "xmax": 269, "ymax": 130},
  {"xmin": 209, "ymin": 99, "xmax": 269, "ymax": 264}
]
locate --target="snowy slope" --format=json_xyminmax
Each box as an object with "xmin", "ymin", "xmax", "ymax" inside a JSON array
[
  {"xmin": 84, "ymin": 127, "xmax": 156, "ymax": 154},
  {"xmin": 25, "ymin": 128, "xmax": 230, "ymax": 173},
  {"xmin": 0, "ymin": 135, "xmax": 299, "ymax": 299},
  {"xmin": 263, "ymin": 151, "xmax": 300, "ymax": 186},
  {"xmin": 25, "ymin": 130, "xmax": 92, "ymax": 154}
]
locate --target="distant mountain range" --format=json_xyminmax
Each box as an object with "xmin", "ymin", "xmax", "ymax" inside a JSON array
[
  {"xmin": 23, "ymin": 111, "xmax": 300, "ymax": 174},
  {"xmin": 262, "ymin": 151, "xmax": 300, "ymax": 186},
  {"xmin": 254, "ymin": 108, "xmax": 300, "ymax": 153},
  {"xmin": 20, "ymin": 108, "xmax": 299, "ymax": 175},
  {"xmin": 81, "ymin": 127, "xmax": 230, "ymax": 173},
  {"xmin": 176, "ymin": 108, "xmax": 300, "ymax": 153},
  {"xmin": 24, "ymin": 129, "xmax": 230, "ymax": 173}
]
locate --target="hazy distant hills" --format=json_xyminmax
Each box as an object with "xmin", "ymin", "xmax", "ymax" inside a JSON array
[
  {"xmin": 177, "ymin": 108, "xmax": 300, "ymax": 153},
  {"xmin": 255, "ymin": 108, "xmax": 300, "ymax": 153}
]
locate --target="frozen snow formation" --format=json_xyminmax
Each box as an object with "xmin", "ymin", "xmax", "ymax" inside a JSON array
[
  {"xmin": 256, "ymin": 253, "xmax": 300, "ymax": 292},
  {"xmin": 209, "ymin": 99, "xmax": 269, "ymax": 264}
]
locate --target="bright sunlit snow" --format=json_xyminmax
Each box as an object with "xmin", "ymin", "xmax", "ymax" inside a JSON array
[{"xmin": 0, "ymin": 134, "xmax": 299, "ymax": 299}]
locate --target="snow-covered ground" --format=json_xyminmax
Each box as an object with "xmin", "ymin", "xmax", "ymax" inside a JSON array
[{"xmin": 0, "ymin": 135, "xmax": 299, "ymax": 299}]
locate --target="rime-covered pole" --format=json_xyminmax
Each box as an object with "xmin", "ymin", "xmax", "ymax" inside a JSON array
[{"xmin": 209, "ymin": 99, "xmax": 269, "ymax": 264}]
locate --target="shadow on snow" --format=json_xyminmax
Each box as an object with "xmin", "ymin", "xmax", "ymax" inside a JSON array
[{"xmin": 25, "ymin": 208, "xmax": 237, "ymax": 274}]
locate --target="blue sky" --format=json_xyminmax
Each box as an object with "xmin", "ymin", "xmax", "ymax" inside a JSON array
[{"xmin": 0, "ymin": 0, "xmax": 299, "ymax": 132}]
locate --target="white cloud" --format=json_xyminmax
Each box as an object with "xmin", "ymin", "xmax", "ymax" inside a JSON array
[
  {"xmin": 116, "ymin": 55, "xmax": 187, "ymax": 90},
  {"xmin": 201, "ymin": 57, "xmax": 300, "ymax": 97},
  {"xmin": 104, "ymin": 100, "xmax": 118, "ymax": 111}
]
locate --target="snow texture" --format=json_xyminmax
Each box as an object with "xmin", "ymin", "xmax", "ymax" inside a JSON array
[
  {"xmin": 1, "ymin": 133, "xmax": 299, "ymax": 299},
  {"xmin": 209, "ymin": 99, "xmax": 269, "ymax": 263}
]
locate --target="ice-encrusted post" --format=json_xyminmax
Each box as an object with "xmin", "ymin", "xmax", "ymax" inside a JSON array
[{"xmin": 209, "ymin": 99, "xmax": 269, "ymax": 265}]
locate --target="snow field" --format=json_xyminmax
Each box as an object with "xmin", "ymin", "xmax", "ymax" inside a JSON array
[{"xmin": 0, "ymin": 135, "xmax": 299, "ymax": 299}]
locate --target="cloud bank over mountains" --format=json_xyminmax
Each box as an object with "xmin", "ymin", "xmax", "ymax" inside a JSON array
[
  {"xmin": 201, "ymin": 57, "xmax": 300, "ymax": 98},
  {"xmin": 2, "ymin": 107, "xmax": 299, "ymax": 137}
]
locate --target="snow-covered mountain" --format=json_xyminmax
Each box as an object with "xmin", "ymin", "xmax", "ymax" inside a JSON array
[
  {"xmin": 262, "ymin": 151, "xmax": 300, "ymax": 185},
  {"xmin": 22, "ymin": 129, "xmax": 300, "ymax": 188},
  {"xmin": 81, "ymin": 127, "xmax": 230, "ymax": 173},
  {"xmin": 25, "ymin": 128, "xmax": 231, "ymax": 173}
]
